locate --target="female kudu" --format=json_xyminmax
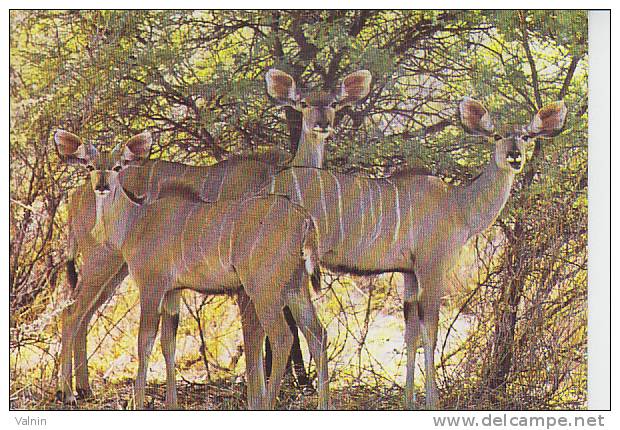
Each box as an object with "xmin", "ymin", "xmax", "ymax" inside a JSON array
[
  {"xmin": 261, "ymin": 97, "xmax": 567, "ymax": 409},
  {"xmin": 56, "ymin": 132, "xmax": 329, "ymax": 410}
]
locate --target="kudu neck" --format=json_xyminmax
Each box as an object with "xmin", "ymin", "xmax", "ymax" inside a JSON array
[
  {"xmin": 93, "ymin": 168, "xmax": 147, "ymax": 249},
  {"xmin": 290, "ymin": 131, "xmax": 326, "ymax": 168},
  {"xmin": 454, "ymin": 148, "xmax": 516, "ymax": 240}
]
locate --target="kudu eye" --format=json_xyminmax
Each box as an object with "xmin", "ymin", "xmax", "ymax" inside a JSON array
[
  {"xmin": 86, "ymin": 165, "xmax": 95, "ymax": 172},
  {"xmin": 113, "ymin": 165, "xmax": 122, "ymax": 172},
  {"xmin": 493, "ymin": 134, "xmax": 503, "ymax": 141},
  {"xmin": 330, "ymin": 102, "xmax": 338, "ymax": 109},
  {"xmin": 300, "ymin": 101, "xmax": 308, "ymax": 109}
]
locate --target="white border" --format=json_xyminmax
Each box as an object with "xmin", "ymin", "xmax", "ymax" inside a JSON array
[
  {"xmin": 587, "ymin": 10, "xmax": 611, "ymax": 411},
  {"xmin": 3, "ymin": 4, "xmax": 615, "ymax": 429}
]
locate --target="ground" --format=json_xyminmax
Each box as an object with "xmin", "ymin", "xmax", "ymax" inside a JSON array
[{"xmin": 10, "ymin": 379, "xmax": 415, "ymax": 411}]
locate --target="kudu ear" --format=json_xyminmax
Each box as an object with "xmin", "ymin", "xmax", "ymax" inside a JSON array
[
  {"xmin": 337, "ymin": 70, "xmax": 372, "ymax": 105},
  {"xmin": 459, "ymin": 97, "xmax": 495, "ymax": 137},
  {"xmin": 265, "ymin": 69, "xmax": 299, "ymax": 106},
  {"xmin": 527, "ymin": 101, "xmax": 567, "ymax": 138},
  {"xmin": 54, "ymin": 129, "xmax": 98, "ymax": 164},
  {"xmin": 121, "ymin": 131, "xmax": 152, "ymax": 165}
]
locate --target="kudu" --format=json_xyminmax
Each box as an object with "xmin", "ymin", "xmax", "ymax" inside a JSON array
[
  {"xmin": 264, "ymin": 68, "xmax": 372, "ymax": 382},
  {"xmin": 260, "ymin": 97, "xmax": 567, "ymax": 409},
  {"xmin": 266, "ymin": 68, "xmax": 372, "ymax": 168},
  {"xmin": 56, "ymin": 131, "xmax": 286, "ymax": 408},
  {"xmin": 56, "ymin": 68, "xmax": 370, "ymax": 407},
  {"xmin": 56, "ymin": 132, "xmax": 329, "ymax": 410}
]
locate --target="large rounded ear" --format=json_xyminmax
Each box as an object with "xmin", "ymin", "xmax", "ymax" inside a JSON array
[
  {"xmin": 337, "ymin": 70, "xmax": 372, "ymax": 105},
  {"xmin": 121, "ymin": 131, "xmax": 152, "ymax": 165},
  {"xmin": 265, "ymin": 69, "xmax": 299, "ymax": 106},
  {"xmin": 527, "ymin": 101, "xmax": 567, "ymax": 138},
  {"xmin": 54, "ymin": 129, "xmax": 97, "ymax": 164},
  {"xmin": 459, "ymin": 97, "xmax": 495, "ymax": 137}
]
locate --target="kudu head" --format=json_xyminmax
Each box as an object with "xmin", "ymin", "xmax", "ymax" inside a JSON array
[
  {"xmin": 55, "ymin": 130, "xmax": 153, "ymax": 242},
  {"xmin": 459, "ymin": 97, "xmax": 567, "ymax": 173},
  {"xmin": 266, "ymin": 68, "xmax": 372, "ymax": 139},
  {"xmin": 55, "ymin": 130, "xmax": 152, "ymax": 196}
]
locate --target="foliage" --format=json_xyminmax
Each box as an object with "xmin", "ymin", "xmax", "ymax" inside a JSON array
[{"xmin": 10, "ymin": 10, "xmax": 587, "ymax": 410}]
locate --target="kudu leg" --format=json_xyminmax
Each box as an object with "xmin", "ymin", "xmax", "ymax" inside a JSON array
[
  {"xmin": 417, "ymin": 272, "xmax": 442, "ymax": 410},
  {"xmin": 285, "ymin": 272, "xmax": 330, "ymax": 410},
  {"xmin": 160, "ymin": 291, "xmax": 181, "ymax": 409},
  {"xmin": 58, "ymin": 279, "xmax": 106, "ymax": 405},
  {"xmin": 253, "ymin": 300, "xmax": 293, "ymax": 410},
  {"xmin": 403, "ymin": 272, "xmax": 421, "ymax": 410},
  {"xmin": 238, "ymin": 290, "xmax": 266, "ymax": 410},
  {"xmin": 58, "ymin": 306, "xmax": 78, "ymax": 405},
  {"xmin": 264, "ymin": 307, "xmax": 308, "ymax": 389},
  {"xmin": 421, "ymin": 303, "xmax": 440, "ymax": 410},
  {"xmin": 135, "ymin": 289, "xmax": 163, "ymax": 410},
  {"xmin": 285, "ymin": 307, "xmax": 311, "ymax": 388},
  {"xmin": 73, "ymin": 263, "xmax": 128, "ymax": 399},
  {"xmin": 72, "ymin": 324, "xmax": 91, "ymax": 399}
]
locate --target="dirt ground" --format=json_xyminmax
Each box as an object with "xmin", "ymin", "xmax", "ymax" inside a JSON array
[{"xmin": 10, "ymin": 379, "xmax": 414, "ymax": 411}]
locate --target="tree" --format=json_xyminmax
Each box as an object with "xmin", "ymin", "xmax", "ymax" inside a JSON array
[{"xmin": 10, "ymin": 10, "xmax": 588, "ymax": 410}]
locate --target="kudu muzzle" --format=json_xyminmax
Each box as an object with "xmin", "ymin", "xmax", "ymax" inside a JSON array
[{"xmin": 505, "ymin": 141, "xmax": 524, "ymax": 171}]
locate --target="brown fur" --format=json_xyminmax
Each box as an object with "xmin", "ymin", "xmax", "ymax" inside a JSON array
[
  {"xmin": 391, "ymin": 165, "xmax": 433, "ymax": 178},
  {"xmin": 225, "ymin": 148, "xmax": 291, "ymax": 166},
  {"xmin": 156, "ymin": 182, "xmax": 208, "ymax": 203}
]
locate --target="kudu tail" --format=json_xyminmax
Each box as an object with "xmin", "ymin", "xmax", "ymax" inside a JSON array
[
  {"xmin": 301, "ymin": 217, "xmax": 321, "ymax": 294},
  {"xmin": 66, "ymin": 228, "xmax": 78, "ymax": 290},
  {"xmin": 311, "ymin": 266, "xmax": 321, "ymax": 294},
  {"xmin": 66, "ymin": 259, "xmax": 78, "ymax": 291}
]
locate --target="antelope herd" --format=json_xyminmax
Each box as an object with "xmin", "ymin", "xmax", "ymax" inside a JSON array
[{"xmin": 55, "ymin": 68, "xmax": 567, "ymax": 410}]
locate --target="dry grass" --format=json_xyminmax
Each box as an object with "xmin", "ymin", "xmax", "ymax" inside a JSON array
[{"xmin": 10, "ymin": 378, "xmax": 417, "ymax": 411}]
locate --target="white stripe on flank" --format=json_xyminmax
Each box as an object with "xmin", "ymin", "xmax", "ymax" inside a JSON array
[
  {"xmin": 248, "ymin": 200, "xmax": 277, "ymax": 261},
  {"xmin": 291, "ymin": 169, "xmax": 305, "ymax": 206},
  {"xmin": 269, "ymin": 176, "xmax": 276, "ymax": 193},
  {"xmin": 217, "ymin": 210, "xmax": 229, "ymax": 270},
  {"xmin": 215, "ymin": 166, "xmax": 226, "ymax": 201},
  {"xmin": 366, "ymin": 179, "xmax": 377, "ymax": 242},
  {"xmin": 227, "ymin": 208, "xmax": 237, "ymax": 267},
  {"xmin": 180, "ymin": 204, "xmax": 198, "ymax": 277},
  {"xmin": 181, "ymin": 163, "xmax": 189, "ymax": 181},
  {"xmin": 328, "ymin": 171, "xmax": 344, "ymax": 241},
  {"xmin": 387, "ymin": 179, "xmax": 401, "ymax": 245},
  {"xmin": 317, "ymin": 170, "xmax": 329, "ymax": 236},
  {"xmin": 200, "ymin": 168, "xmax": 211, "ymax": 200},
  {"xmin": 357, "ymin": 179, "xmax": 366, "ymax": 249},
  {"xmin": 407, "ymin": 188, "xmax": 415, "ymax": 245},
  {"xmin": 370, "ymin": 181, "xmax": 383, "ymax": 243},
  {"xmin": 198, "ymin": 202, "xmax": 217, "ymax": 263},
  {"xmin": 196, "ymin": 211, "xmax": 206, "ymax": 264}
]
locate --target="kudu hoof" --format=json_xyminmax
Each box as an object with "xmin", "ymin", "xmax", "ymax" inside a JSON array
[
  {"xmin": 76, "ymin": 387, "xmax": 94, "ymax": 400},
  {"xmin": 135, "ymin": 396, "xmax": 156, "ymax": 410},
  {"xmin": 425, "ymin": 397, "xmax": 440, "ymax": 410},
  {"xmin": 145, "ymin": 397, "xmax": 156, "ymax": 410},
  {"xmin": 56, "ymin": 390, "xmax": 77, "ymax": 406},
  {"xmin": 301, "ymin": 385, "xmax": 316, "ymax": 396}
]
